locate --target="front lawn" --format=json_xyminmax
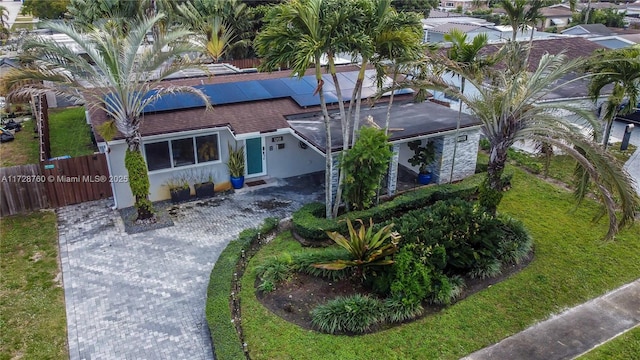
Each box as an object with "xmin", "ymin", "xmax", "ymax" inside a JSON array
[
  {"xmin": 239, "ymin": 168, "xmax": 640, "ymax": 359},
  {"xmin": 0, "ymin": 211, "xmax": 68, "ymax": 360},
  {"xmin": 579, "ymin": 327, "xmax": 640, "ymax": 359}
]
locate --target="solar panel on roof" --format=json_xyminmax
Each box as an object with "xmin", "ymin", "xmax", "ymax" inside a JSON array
[
  {"xmin": 260, "ymin": 79, "xmax": 293, "ymax": 97},
  {"xmin": 292, "ymin": 92, "xmax": 340, "ymax": 107},
  {"xmin": 238, "ymin": 80, "xmax": 271, "ymax": 100},
  {"xmin": 282, "ymin": 77, "xmax": 316, "ymax": 94},
  {"xmin": 130, "ymin": 69, "xmax": 414, "ymax": 114},
  {"xmin": 206, "ymin": 83, "xmax": 249, "ymax": 105},
  {"xmin": 143, "ymin": 91, "xmax": 207, "ymax": 113}
]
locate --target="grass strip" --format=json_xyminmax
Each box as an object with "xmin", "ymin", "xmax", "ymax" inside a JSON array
[{"xmin": 0, "ymin": 211, "xmax": 68, "ymax": 360}]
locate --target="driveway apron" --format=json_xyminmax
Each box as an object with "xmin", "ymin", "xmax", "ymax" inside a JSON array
[{"xmin": 57, "ymin": 181, "xmax": 322, "ymax": 360}]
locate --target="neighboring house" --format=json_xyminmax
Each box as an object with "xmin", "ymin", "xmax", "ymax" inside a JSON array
[
  {"xmin": 422, "ymin": 12, "xmax": 494, "ymax": 42},
  {"xmin": 431, "ymin": 37, "xmax": 608, "ymax": 116},
  {"xmin": 561, "ymin": 23, "xmax": 615, "ymax": 36},
  {"xmin": 539, "ymin": 4, "xmax": 575, "ymax": 29},
  {"xmin": 426, "ymin": 23, "xmax": 503, "ymax": 43},
  {"xmin": 89, "ymin": 66, "xmax": 482, "ymax": 209},
  {"xmin": 439, "ymin": 0, "xmax": 486, "ymax": 11}
]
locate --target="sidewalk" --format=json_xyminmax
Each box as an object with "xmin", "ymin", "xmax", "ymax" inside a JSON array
[{"xmin": 462, "ymin": 279, "xmax": 640, "ymax": 360}]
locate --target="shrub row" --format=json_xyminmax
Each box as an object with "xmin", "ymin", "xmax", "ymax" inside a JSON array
[
  {"xmin": 205, "ymin": 218, "xmax": 279, "ymax": 360},
  {"xmin": 293, "ymin": 174, "xmax": 484, "ymax": 243}
]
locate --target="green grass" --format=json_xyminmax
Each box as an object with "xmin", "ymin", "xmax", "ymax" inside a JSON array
[
  {"xmin": 0, "ymin": 120, "xmax": 39, "ymax": 167},
  {"xmin": 0, "ymin": 211, "xmax": 68, "ymax": 360},
  {"xmin": 579, "ymin": 326, "xmax": 640, "ymax": 359},
  {"xmin": 0, "ymin": 107, "xmax": 95, "ymax": 167},
  {"xmin": 48, "ymin": 106, "xmax": 95, "ymax": 158},
  {"xmin": 239, "ymin": 168, "xmax": 640, "ymax": 360}
]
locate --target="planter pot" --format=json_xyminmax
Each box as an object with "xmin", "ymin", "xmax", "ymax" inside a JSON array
[
  {"xmin": 195, "ymin": 182, "xmax": 215, "ymax": 198},
  {"xmin": 170, "ymin": 187, "xmax": 191, "ymax": 203},
  {"xmin": 417, "ymin": 173, "xmax": 432, "ymax": 185},
  {"xmin": 230, "ymin": 175, "xmax": 245, "ymax": 189}
]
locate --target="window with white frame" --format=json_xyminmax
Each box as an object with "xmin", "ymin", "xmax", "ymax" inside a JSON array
[{"xmin": 144, "ymin": 133, "xmax": 220, "ymax": 171}]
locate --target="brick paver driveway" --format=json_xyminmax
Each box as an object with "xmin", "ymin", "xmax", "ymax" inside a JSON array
[{"xmin": 57, "ymin": 180, "xmax": 322, "ymax": 360}]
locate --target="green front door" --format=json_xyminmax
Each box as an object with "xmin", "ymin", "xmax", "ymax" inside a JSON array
[{"xmin": 246, "ymin": 137, "xmax": 264, "ymax": 176}]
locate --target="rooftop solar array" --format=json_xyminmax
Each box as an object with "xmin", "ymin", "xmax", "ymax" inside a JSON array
[{"xmin": 118, "ymin": 70, "xmax": 414, "ymax": 114}]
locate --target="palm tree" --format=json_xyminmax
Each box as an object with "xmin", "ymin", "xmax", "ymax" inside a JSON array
[
  {"xmin": 0, "ymin": 5, "xmax": 9, "ymax": 28},
  {"xmin": 256, "ymin": 0, "xmax": 349, "ymax": 219},
  {"xmin": 176, "ymin": 0, "xmax": 252, "ymax": 61},
  {"xmin": 442, "ymin": 29, "xmax": 491, "ymax": 182},
  {"xmin": 4, "ymin": 15, "xmax": 210, "ymax": 221},
  {"xmin": 410, "ymin": 47, "xmax": 637, "ymax": 240},
  {"xmin": 586, "ymin": 46, "xmax": 640, "ymax": 149},
  {"xmin": 499, "ymin": 0, "xmax": 544, "ymax": 43},
  {"xmin": 347, "ymin": 0, "xmax": 422, "ymax": 143}
]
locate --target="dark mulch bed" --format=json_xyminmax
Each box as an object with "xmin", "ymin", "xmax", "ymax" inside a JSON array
[
  {"xmin": 119, "ymin": 201, "xmax": 174, "ymax": 234},
  {"xmin": 256, "ymin": 252, "xmax": 534, "ymax": 332}
]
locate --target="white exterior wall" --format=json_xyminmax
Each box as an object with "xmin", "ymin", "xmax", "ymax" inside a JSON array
[
  {"xmin": 264, "ymin": 133, "xmax": 325, "ymax": 178},
  {"xmin": 104, "ymin": 128, "xmax": 236, "ymax": 209}
]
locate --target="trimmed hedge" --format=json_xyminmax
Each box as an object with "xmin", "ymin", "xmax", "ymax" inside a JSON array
[
  {"xmin": 293, "ymin": 173, "xmax": 485, "ymax": 243},
  {"xmin": 205, "ymin": 218, "xmax": 279, "ymax": 360}
]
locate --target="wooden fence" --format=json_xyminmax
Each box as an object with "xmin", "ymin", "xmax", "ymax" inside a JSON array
[
  {"xmin": 227, "ymin": 58, "xmax": 262, "ymax": 69},
  {"xmin": 0, "ymin": 164, "xmax": 49, "ymax": 217},
  {"xmin": 0, "ymin": 153, "xmax": 113, "ymax": 217}
]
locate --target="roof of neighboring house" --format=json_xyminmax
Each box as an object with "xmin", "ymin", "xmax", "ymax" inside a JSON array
[
  {"xmin": 481, "ymin": 37, "xmax": 605, "ymax": 72},
  {"xmin": 0, "ymin": 58, "xmax": 20, "ymax": 69},
  {"xmin": 288, "ymin": 100, "xmax": 481, "ymax": 153},
  {"xmin": 588, "ymin": 35, "xmax": 636, "ymax": 49},
  {"xmin": 479, "ymin": 37, "xmax": 608, "ymax": 100},
  {"xmin": 429, "ymin": 23, "xmax": 482, "ymax": 34},
  {"xmin": 540, "ymin": 5, "xmax": 574, "ymax": 17},
  {"xmin": 428, "ymin": 9, "xmax": 463, "ymax": 18},
  {"xmin": 561, "ymin": 24, "xmax": 615, "ymax": 36},
  {"xmin": 619, "ymin": 33, "xmax": 640, "ymax": 44}
]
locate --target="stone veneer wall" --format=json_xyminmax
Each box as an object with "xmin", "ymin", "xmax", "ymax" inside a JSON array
[{"xmin": 436, "ymin": 128, "xmax": 481, "ymax": 184}]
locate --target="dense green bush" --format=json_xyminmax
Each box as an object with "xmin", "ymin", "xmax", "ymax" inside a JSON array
[
  {"xmin": 388, "ymin": 246, "xmax": 433, "ymax": 306},
  {"xmin": 311, "ymin": 295, "xmax": 385, "ymax": 334},
  {"xmin": 341, "ymin": 127, "xmax": 393, "ymax": 210},
  {"xmin": 293, "ymin": 174, "xmax": 484, "ymax": 243}
]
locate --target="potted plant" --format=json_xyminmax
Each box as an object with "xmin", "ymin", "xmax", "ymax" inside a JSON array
[
  {"xmin": 164, "ymin": 175, "xmax": 191, "ymax": 203},
  {"xmin": 226, "ymin": 143, "xmax": 245, "ymax": 189},
  {"xmin": 408, "ymin": 139, "xmax": 436, "ymax": 185},
  {"xmin": 194, "ymin": 170, "xmax": 215, "ymax": 199}
]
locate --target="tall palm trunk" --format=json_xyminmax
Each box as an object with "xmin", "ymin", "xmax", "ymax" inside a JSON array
[
  {"xmin": 328, "ymin": 55, "xmax": 349, "ymax": 218},
  {"xmin": 480, "ymin": 142, "xmax": 509, "ymax": 215},
  {"xmin": 349, "ymin": 59, "xmax": 369, "ymax": 147},
  {"xmin": 316, "ymin": 58, "xmax": 333, "ymax": 219}
]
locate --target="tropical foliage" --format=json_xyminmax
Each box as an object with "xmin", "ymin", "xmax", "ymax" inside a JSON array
[
  {"xmin": 3, "ymin": 15, "xmax": 210, "ymax": 220},
  {"xmin": 409, "ymin": 42, "xmax": 638, "ymax": 240},
  {"xmin": 313, "ymin": 218, "xmax": 400, "ymax": 278},
  {"xmin": 340, "ymin": 126, "xmax": 393, "ymax": 210},
  {"xmin": 586, "ymin": 46, "xmax": 640, "ymax": 148}
]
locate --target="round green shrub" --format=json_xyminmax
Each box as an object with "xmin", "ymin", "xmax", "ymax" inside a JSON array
[{"xmin": 311, "ymin": 295, "xmax": 385, "ymax": 334}]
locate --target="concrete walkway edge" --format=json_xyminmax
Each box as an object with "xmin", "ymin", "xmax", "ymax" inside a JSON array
[{"xmin": 462, "ymin": 279, "xmax": 640, "ymax": 360}]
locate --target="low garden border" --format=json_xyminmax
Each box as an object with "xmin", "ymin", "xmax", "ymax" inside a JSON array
[
  {"xmin": 292, "ymin": 173, "xmax": 486, "ymax": 243},
  {"xmin": 205, "ymin": 218, "xmax": 279, "ymax": 360}
]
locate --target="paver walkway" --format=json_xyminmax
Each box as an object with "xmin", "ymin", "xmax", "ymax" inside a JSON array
[
  {"xmin": 57, "ymin": 179, "xmax": 322, "ymax": 360},
  {"xmin": 462, "ymin": 279, "xmax": 640, "ymax": 360}
]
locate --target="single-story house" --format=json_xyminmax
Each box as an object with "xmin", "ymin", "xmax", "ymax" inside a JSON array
[{"xmin": 88, "ymin": 66, "xmax": 482, "ymax": 209}]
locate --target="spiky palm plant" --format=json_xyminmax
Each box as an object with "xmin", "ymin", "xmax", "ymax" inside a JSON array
[{"xmin": 3, "ymin": 15, "xmax": 210, "ymax": 220}]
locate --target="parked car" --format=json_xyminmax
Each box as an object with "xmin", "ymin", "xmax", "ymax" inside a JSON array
[{"xmin": 0, "ymin": 127, "xmax": 15, "ymax": 143}]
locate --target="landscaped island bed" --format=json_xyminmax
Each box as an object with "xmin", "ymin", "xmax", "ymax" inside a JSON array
[{"xmin": 208, "ymin": 168, "xmax": 640, "ymax": 359}]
